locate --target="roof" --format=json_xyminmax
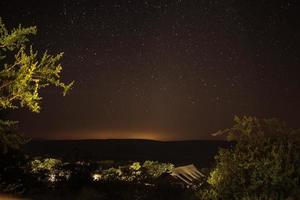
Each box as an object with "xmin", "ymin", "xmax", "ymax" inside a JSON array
[{"xmin": 170, "ymin": 164, "xmax": 205, "ymax": 185}]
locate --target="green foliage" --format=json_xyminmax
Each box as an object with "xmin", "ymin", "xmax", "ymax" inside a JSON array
[
  {"xmin": 101, "ymin": 167, "xmax": 123, "ymax": 181},
  {"xmin": 0, "ymin": 17, "xmax": 73, "ymax": 113},
  {"xmin": 0, "ymin": 18, "xmax": 36, "ymax": 51},
  {"xmin": 0, "ymin": 17, "xmax": 73, "ymax": 192},
  {"xmin": 142, "ymin": 160, "xmax": 174, "ymax": 178},
  {"xmin": 31, "ymin": 158, "xmax": 62, "ymax": 173},
  {"xmin": 30, "ymin": 158, "xmax": 71, "ymax": 183},
  {"xmin": 199, "ymin": 116, "xmax": 300, "ymax": 200},
  {"xmin": 92, "ymin": 160, "xmax": 174, "ymax": 183},
  {"xmin": 94, "ymin": 162, "xmax": 141, "ymax": 182},
  {"xmin": 130, "ymin": 162, "xmax": 141, "ymax": 171}
]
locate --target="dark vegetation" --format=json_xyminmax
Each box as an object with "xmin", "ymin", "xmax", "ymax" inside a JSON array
[
  {"xmin": 1, "ymin": 117, "xmax": 300, "ymax": 200},
  {"xmin": 197, "ymin": 116, "xmax": 300, "ymax": 200},
  {"xmin": 1, "ymin": 153, "xmax": 197, "ymax": 199}
]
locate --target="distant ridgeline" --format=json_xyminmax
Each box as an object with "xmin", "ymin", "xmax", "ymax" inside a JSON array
[{"xmin": 25, "ymin": 139, "xmax": 232, "ymax": 167}]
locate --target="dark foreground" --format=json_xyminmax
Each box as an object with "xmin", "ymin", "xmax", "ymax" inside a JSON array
[
  {"xmin": 3, "ymin": 158, "xmax": 202, "ymax": 200},
  {"xmin": 2, "ymin": 133, "xmax": 299, "ymax": 199},
  {"xmin": 2, "ymin": 139, "xmax": 231, "ymax": 200}
]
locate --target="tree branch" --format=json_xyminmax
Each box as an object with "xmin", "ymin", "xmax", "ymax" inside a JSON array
[{"xmin": 0, "ymin": 81, "xmax": 13, "ymax": 90}]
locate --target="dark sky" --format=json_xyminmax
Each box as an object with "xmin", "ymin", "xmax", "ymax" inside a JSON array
[{"xmin": 1, "ymin": 0, "xmax": 299, "ymax": 140}]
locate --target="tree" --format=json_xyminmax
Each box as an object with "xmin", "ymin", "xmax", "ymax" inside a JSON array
[
  {"xmin": 0, "ymin": 17, "xmax": 73, "ymax": 193},
  {"xmin": 0, "ymin": 17, "xmax": 73, "ymax": 150},
  {"xmin": 0, "ymin": 17, "xmax": 73, "ymax": 113},
  {"xmin": 199, "ymin": 116, "xmax": 300, "ymax": 200}
]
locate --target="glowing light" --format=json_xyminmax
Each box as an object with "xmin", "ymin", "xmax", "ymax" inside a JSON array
[
  {"xmin": 0, "ymin": 195, "xmax": 28, "ymax": 200},
  {"xmin": 92, "ymin": 173, "xmax": 102, "ymax": 181},
  {"xmin": 44, "ymin": 130, "xmax": 174, "ymax": 141},
  {"xmin": 48, "ymin": 173, "xmax": 56, "ymax": 182}
]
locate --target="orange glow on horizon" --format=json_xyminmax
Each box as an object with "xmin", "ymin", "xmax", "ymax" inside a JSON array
[{"xmin": 35, "ymin": 130, "xmax": 176, "ymax": 141}]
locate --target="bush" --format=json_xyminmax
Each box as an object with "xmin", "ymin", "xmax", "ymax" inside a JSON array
[
  {"xmin": 199, "ymin": 116, "xmax": 300, "ymax": 200},
  {"xmin": 90, "ymin": 160, "xmax": 175, "ymax": 184},
  {"xmin": 142, "ymin": 160, "xmax": 174, "ymax": 178},
  {"xmin": 30, "ymin": 158, "xmax": 71, "ymax": 184},
  {"xmin": 0, "ymin": 120, "xmax": 28, "ymax": 194}
]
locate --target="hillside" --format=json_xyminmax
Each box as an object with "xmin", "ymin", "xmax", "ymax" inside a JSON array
[{"xmin": 25, "ymin": 139, "xmax": 232, "ymax": 167}]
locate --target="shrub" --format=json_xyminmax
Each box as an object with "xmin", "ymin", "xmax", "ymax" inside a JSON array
[
  {"xmin": 91, "ymin": 160, "xmax": 175, "ymax": 183},
  {"xmin": 30, "ymin": 158, "xmax": 71, "ymax": 183},
  {"xmin": 199, "ymin": 116, "xmax": 300, "ymax": 200},
  {"xmin": 142, "ymin": 160, "xmax": 174, "ymax": 178},
  {"xmin": 130, "ymin": 162, "xmax": 141, "ymax": 171},
  {"xmin": 0, "ymin": 120, "xmax": 28, "ymax": 194}
]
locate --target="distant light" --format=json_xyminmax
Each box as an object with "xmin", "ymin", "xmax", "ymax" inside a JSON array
[
  {"xmin": 48, "ymin": 173, "xmax": 57, "ymax": 182},
  {"xmin": 92, "ymin": 173, "xmax": 102, "ymax": 181},
  {"xmin": 0, "ymin": 195, "xmax": 28, "ymax": 200},
  {"xmin": 47, "ymin": 130, "xmax": 170, "ymax": 141}
]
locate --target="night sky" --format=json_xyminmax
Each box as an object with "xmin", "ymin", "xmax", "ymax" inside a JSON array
[{"xmin": 1, "ymin": 0, "xmax": 299, "ymax": 140}]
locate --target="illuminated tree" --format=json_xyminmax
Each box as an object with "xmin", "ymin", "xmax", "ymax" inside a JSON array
[
  {"xmin": 142, "ymin": 160, "xmax": 174, "ymax": 178},
  {"xmin": 0, "ymin": 17, "xmax": 73, "ymax": 151},
  {"xmin": 0, "ymin": 17, "xmax": 73, "ymax": 113},
  {"xmin": 199, "ymin": 116, "xmax": 300, "ymax": 200},
  {"xmin": 0, "ymin": 17, "xmax": 73, "ymax": 192}
]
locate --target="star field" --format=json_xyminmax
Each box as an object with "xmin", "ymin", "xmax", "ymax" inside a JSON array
[{"xmin": 1, "ymin": 0, "xmax": 299, "ymax": 140}]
